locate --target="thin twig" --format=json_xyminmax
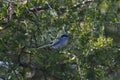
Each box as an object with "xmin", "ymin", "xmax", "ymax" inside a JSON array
[{"xmin": 28, "ymin": 0, "xmax": 92, "ymax": 12}]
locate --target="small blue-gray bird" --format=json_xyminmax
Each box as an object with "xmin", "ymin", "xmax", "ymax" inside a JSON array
[{"xmin": 37, "ymin": 34, "xmax": 68, "ymax": 50}]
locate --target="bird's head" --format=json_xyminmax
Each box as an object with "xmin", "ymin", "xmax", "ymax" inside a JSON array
[{"xmin": 61, "ymin": 34, "xmax": 68, "ymax": 38}]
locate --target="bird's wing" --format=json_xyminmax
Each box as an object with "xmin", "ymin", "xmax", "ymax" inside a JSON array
[
  {"xmin": 51, "ymin": 38, "xmax": 61, "ymax": 46},
  {"xmin": 37, "ymin": 37, "xmax": 61, "ymax": 50}
]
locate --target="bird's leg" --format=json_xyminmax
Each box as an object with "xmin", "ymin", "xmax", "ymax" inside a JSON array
[{"xmin": 56, "ymin": 48, "xmax": 60, "ymax": 53}]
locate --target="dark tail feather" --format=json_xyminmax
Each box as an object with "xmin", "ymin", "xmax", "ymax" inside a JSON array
[{"xmin": 37, "ymin": 44, "xmax": 51, "ymax": 50}]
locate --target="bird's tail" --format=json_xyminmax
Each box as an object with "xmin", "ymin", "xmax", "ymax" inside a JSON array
[{"xmin": 37, "ymin": 44, "xmax": 51, "ymax": 50}]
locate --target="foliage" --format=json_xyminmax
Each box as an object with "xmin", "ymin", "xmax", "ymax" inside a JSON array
[{"xmin": 0, "ymin": 0, "xmax": 120, "ymax": 80}]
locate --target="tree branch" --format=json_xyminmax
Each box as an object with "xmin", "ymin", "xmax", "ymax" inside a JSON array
[
  {"xmin": 0, "ymin": 75, "xmax": 6, "ymax": 80},
  {"xmin": 28, "ymin": 0, "xmax": 92, "ymax": 12}
]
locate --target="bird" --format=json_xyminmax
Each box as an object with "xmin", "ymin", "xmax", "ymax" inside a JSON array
[{"xmin": 37, "ymin": 34, "xmax": 68, "ymax": 50}]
